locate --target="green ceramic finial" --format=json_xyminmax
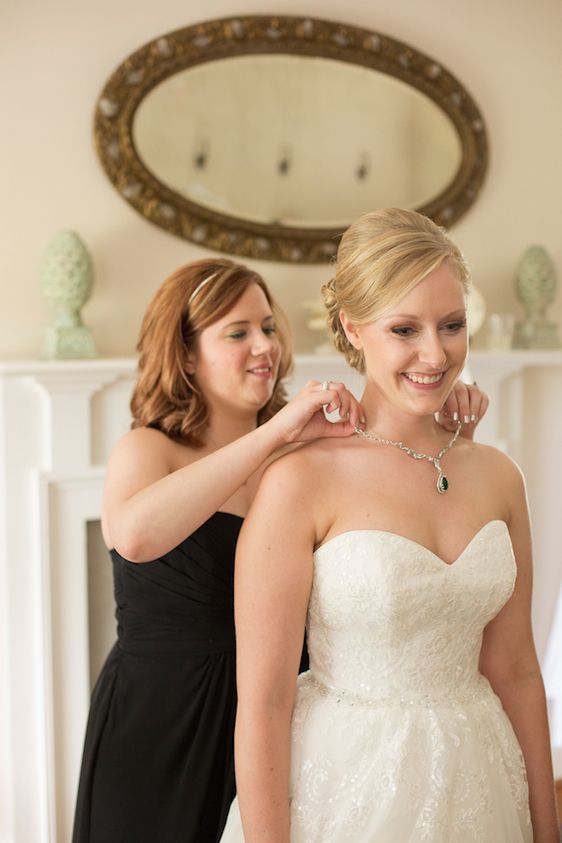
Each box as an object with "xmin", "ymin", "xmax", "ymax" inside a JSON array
[
  {"xmin": 40, "ymin": 230, "xmax": 97, "ymax": 359},
  {"xmin": 513, "ymin": 245, "xmax": 560, "ymax": 349}
]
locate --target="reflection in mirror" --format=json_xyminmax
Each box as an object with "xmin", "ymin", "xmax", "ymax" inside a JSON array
[
  {"xmin": 134, "ymin": 55, "xmax": 462, "ymax": 229},
  {"xmin": 94, "ymin": 15, "xmax": 488, "ymax": 263}
]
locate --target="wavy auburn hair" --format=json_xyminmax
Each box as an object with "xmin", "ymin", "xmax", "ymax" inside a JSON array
[
  {"xmin": 130, "ymin": 258, "xmax": 292, "ymax": 446},
  {"xmin": 322, "ymin": 208, "xmax": 471, "ymax": 374}
]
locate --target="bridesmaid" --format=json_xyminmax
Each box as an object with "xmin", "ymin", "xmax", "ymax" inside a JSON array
[{"xmin": 72, "ymin": 256, "xmax": 487, "ymax": 843}]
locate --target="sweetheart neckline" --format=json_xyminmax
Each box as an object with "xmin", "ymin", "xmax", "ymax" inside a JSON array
[{"xmin": 314, "ymin": 520, "xmax": 509, "ymax": 569}]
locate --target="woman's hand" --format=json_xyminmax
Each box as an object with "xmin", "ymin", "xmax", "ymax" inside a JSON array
[
  {"xmin": 437, "ymin": 381, "xmax": 489, "ymax": 439},
  {"xmin": 268, "ymin": 380, "xmax": 365, "ymax": 445}
]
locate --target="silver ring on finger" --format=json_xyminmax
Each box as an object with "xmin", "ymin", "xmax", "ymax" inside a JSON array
[{"xmin": 321, "ymin": 380, "xmax": 330, "ymax": 390}]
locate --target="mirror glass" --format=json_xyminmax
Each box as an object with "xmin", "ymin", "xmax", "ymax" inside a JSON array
[
  {"xmin": 94, "ymin": 16, "xmax": 488, "ymax": 262},
  {"xmin": 133, "ymin": 55, "xmax": 462, "ymax": 229}
]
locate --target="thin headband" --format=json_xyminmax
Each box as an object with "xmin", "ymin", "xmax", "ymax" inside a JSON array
[{"xmin": 188, "ymin": 272, "xmax": 218, "ymax": 306}]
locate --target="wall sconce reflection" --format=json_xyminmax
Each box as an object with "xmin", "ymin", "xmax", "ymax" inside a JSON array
[
  {"xmin": 356, "ymin": 151, "xmax": 371, "ymax": 182},
  {"xmin": 193, "ymin": 140, "xmax": 209, "ymax": 170},
  {"xmin": 278, "ymin": 145, "xmax": 292, "ymax": 176}
]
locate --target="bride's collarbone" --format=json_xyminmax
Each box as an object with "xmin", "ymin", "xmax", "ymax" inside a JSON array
[
  {"xmin": 320, "ymin": 462, "xmax": 504, "ymax": 560},
  {"xmin": 337, "ymin": 442, "xmax": 498, "ymax": 497}
]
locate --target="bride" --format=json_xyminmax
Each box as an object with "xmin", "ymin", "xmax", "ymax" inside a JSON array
[{"xmin": 222, "ymin": 208, "xmax": 558, "ymax": 842}]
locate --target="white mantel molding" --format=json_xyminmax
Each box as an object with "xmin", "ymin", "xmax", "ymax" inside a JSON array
[{"xmin": 1, "ymin": 350, "xmax": 561, "ymax": 842}]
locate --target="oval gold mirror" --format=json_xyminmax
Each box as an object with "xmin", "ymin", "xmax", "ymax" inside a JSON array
[{"xmin": 94, "ymin": 16, "xmax": 488, "ymax": 263}]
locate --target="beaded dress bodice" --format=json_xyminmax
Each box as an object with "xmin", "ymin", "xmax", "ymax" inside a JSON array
[{"xmin": 306, "ymin": 520, "xmax": 513, "ymax": 707}]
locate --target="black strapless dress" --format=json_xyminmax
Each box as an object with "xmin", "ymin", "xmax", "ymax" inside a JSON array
[{"xmin": 72, "ymin": 512, "xmax": 243, "ymax": 843}]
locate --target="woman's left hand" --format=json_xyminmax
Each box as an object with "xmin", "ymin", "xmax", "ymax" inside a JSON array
[{"xmin": 436, "ymin": 381, "xmax": 489, "ymax": 439}]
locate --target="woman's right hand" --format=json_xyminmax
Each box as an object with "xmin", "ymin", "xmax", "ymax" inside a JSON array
[{"xmin": 268, "ymin": 380, "xmax": 365, "ymax": 445}]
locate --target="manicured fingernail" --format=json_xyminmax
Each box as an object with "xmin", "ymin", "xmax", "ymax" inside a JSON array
[
  {"xmin": 471, "ymin": 414, "xmax": 478, "ymax": 422},
  {"xmin": 361, "ymin": 417, "xmax": 366, "ymax": 424},
  {"xmin": 463, "ymin": 415, "xmax": 470, "ymax": 424},
  {"xmin": 452, "ymin": 412, "xmax": 459, "ymax": 422}
]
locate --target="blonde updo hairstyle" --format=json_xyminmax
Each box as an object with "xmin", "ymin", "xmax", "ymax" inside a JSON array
[
  {"xmin": 322, "ymin": 208, "xmax": 471, "ymax": 373},
  {"xmin": 131, "ymin": 257, "xmax": 292, "ymax": 446}
]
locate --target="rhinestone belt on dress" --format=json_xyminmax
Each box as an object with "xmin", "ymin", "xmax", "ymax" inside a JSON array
[{"xmin": 307, "ymin": 674, "xmax": 489, "ymax": 709}]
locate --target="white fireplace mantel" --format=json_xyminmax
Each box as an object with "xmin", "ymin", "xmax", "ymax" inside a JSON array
[{"xmin": 1, "ymin": 351, "xmax": 561, "ymax": 843}]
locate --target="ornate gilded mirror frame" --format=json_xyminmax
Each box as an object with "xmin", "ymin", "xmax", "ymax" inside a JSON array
[{"xmin": 94, "ymin": 15, "xmax": 488, "ymax": 263}]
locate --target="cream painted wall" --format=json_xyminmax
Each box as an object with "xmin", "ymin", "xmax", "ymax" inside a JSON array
[{"xmin": 2, "ymin": 0, "xmax": 562, "ymax": 360}]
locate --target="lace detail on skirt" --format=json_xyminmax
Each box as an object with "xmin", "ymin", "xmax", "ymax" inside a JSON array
[{"xmin": 290, "ymin": 671, "xmax": 531, "ymax": 841}]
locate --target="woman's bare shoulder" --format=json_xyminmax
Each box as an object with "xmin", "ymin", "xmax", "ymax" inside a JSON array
[
  {"xmin": 460, "ymin": 441, "xmax": 526, "ymax": 510},
  {"xmin": 108, "ymin": 426, "xmax": 201, "ymax": 475},
  {"xmin": 464, "ymin": 440, "xmax": 523, "ymax": 476},
  {"xmin": 110, "ymin": 425, "xmax": 172, "ymax": 458},
  {"xmin": 262, "ymin": 436, "xmax": 356, "ymax": 486}
]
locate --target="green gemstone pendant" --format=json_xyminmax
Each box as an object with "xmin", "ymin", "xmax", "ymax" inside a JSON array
[
  {"xmin": 354, "ymin": 421, "xmax": 461, "ymax": 495},
  {"xmin": 437, "ymin": 472, "xmax": 449, "ymax": 494}
]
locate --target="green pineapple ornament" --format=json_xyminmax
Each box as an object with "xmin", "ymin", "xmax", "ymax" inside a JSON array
[
  {"xmin": 40, "ymin": 230, "xmax": 97, "ymax": 359},
  {"xmin": 513, "ymin": 245, "xmax": 559, "ymax": 349}
]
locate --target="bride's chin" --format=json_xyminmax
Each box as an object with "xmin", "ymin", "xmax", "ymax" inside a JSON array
[{"xmin": 402, "ymin": 395, "xmax": 447, "ymax": 417}]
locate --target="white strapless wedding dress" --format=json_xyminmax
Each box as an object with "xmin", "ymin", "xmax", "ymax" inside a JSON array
[{"xmin": 221, "ymin": 520, "xmax": 532, "ymax": 842}]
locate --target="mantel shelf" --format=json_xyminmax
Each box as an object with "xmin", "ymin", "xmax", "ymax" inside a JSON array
[{"xmin": 2, "ymin": 347, "xmax": 562, "ymax": 377}]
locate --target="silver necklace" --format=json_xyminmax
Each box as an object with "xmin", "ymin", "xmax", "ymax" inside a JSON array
[{"xmin": 354, "ymin": 422, "xmax": 462, "ymax": 494}]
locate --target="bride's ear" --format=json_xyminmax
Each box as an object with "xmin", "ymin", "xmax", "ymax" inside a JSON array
[{"xmin": 339, "ymin": 310, "xmax": 363, "ymax": 350}]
